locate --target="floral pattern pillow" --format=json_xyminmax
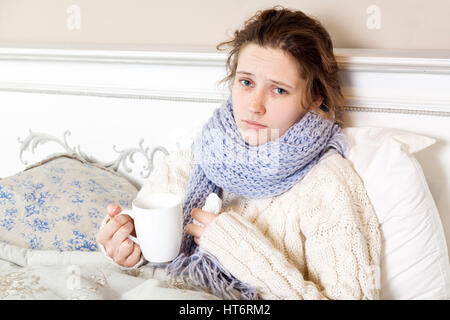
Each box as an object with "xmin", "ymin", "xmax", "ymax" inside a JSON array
[{"xmin": 0, "ymin": 154, "xmax": 138, "ymax": 252}]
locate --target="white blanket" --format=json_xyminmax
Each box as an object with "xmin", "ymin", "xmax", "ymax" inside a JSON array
[{"xmin": 0, "ymin": 241, "xmax": 220, "ymax": 300}]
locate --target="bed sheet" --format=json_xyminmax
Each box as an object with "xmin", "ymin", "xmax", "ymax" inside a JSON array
[{"xmin": 0, "ymin": 241, "xmax": 220, "ymax": 300}]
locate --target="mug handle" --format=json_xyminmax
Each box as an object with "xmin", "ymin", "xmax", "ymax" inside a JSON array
[{"xmin": 117, "ymin": 210, "xmax": 139, "ymax": 245}]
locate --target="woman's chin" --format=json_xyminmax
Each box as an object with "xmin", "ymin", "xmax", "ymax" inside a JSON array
[{"xmin": 239, "ymin": 128, "xmax": 270, "ymax": 146}]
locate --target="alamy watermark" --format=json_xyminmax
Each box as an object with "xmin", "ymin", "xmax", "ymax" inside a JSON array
[
  {"xmin": 366, "ymin": 5, "xmax": 381, "ymax": 30},
  {"xmin": 366, "ymin": 264, "xmax": 381, "ymax": 291},
  {"xmin": 191, "ymin": 128, "xmax": 282, "ymax": 174},
  {"xmin": 66, "ymin": 4, "xmax": 81, "ymax": 30},
  {"xmin": 66, "ymin": 265, "xmax": 81, "ymax": 290}
]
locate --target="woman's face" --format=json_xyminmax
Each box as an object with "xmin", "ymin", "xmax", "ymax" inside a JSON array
[{"xmin": 231, "ymin": 43, "xmax": 320, "ymax": 146}]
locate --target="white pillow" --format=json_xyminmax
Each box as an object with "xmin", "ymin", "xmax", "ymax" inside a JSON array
[{"xmin": 342, "ymin": 127, "xmax": 450, "ymax": 300}]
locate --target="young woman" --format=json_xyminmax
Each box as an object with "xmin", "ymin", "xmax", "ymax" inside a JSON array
[{"xmin": 97, "ymin": 6, "xmax": 381, "ymax": 300}]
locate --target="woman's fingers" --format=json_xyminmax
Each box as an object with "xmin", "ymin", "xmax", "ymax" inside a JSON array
[
  {"xmin": 107, "ymin": 204, "xmax": 122, "ymax": 217},
  {"xmin": 191, "ymin": 208, "xmax": 217, "ymax": 227},
  {"xmin": 186, "ymin": 208, "xmax": 220, "ymax": 243},
  {"xmin": 99, "ymin": 205, "xmax": 142, "ymax": 268},
  {"xmin": 123, "ymin": 245, "xmax": 142, "ymax": 268},
  {"xmin": 191, "ymin": 208, "xmax": 217, "ymax": 226},
  {"xmin": 111, "ymin": 221, "xmax": 135, "ymax": 256},
  {"xmin": 99, "ymin": 214, "xmax": 131, "ymax": 243},
  {"xmin": 114, "ymin": 239, "xmax": 135, "ymax": 265},
  {"xmin": 186, "ymin": 222, "xmax": 204, "ymax": 239}
]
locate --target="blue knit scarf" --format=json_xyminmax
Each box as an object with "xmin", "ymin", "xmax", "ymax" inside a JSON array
[{"xmin": 165, "ymin": 96, "xmax": 347, "ymax": 299}]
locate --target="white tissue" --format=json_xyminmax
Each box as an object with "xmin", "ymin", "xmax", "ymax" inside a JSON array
[
  {"xmin": 202, "ymin": 193, "xmax": 223, "ymax": 214},
  {"xmin": 193, "ymin": 193, "xmax": 223, "ymax": 227}
]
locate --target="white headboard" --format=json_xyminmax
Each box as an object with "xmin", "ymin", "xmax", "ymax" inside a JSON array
[{"xmin": 1, "ymin": 47, "xmax": 449, "ymax": 257}]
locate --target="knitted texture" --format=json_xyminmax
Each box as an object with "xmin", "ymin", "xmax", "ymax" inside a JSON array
[
  {"xmin": 200, "ymin": 153, "xmax": 382, "ymax": 299},
  {"xmin": 164, "ymin": 96, "xmax": 348, "ymax": 299},
  {"xmin": 98, "ymin": 146, "xmax": 382, "ymax": 299}
]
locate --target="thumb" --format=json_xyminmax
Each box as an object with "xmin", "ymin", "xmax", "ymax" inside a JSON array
[{"xmin": 107, "ymin": 204, "xmax": 122, "ymax": 217}]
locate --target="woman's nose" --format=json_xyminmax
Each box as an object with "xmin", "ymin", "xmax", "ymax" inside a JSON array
[{"xmin": 249, "ymin": 91, "xmax": 266, "ymax": 114}]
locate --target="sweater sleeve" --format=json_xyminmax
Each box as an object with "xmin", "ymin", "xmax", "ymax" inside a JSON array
[
  {"xmin": 97, "ymin": 145, "xmax": 194, "ymax": 270},
  {"xmin": 300, "ymin": 158, "xmax": 382, "ymax": 300},
  {"xmin": 198, "ymin": 210, "xmax": 329, "ymax": 300},
  {"xmin": 198, "ymin": 157, "xmax": 381, "ymax": 300}
]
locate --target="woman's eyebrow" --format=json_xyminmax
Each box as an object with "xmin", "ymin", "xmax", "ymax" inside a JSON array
[{"xmin": 236, "ymin": 70, "xmax": 294, "ymax": 89}]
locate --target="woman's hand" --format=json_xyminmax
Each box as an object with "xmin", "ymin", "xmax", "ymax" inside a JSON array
[
  {"xmin": 186, "ymin": 208, "xmax": 219, "ymax": 245},
  {"xmin": 97, "ymin": 204, "xmax": 142, "ymax": 268}
]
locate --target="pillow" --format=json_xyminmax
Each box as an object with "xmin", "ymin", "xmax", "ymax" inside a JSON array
[
  {"xmin": 0, "ymin": 153, "xmax": 138, "ymax": 252},
  {"xmin": 342, "ymin": 127, "xmax": 450, "ymax": 300}
]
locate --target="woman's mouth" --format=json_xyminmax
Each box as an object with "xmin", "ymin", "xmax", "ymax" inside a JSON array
[{"xmin": 243, "ymin": 120, "xmax": 267, "ymax": 129}]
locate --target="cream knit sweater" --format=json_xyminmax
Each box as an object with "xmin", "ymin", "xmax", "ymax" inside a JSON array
[{"xmin": 98, "ymin": 146, "xmax": 382, "ymax": 300}]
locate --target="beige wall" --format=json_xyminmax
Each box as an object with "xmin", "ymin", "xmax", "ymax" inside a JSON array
[{"xmin": 0, "ymin": 0, "xmax": 449, "ymax": 51}]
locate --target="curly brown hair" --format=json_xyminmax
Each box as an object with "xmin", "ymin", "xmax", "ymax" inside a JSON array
[{"xmin": 216, "ymin": 5, "xmax": 344, "ymax": 121}]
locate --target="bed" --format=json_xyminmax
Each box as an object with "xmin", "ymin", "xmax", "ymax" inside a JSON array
[{"xmin": 0, "ymin": 46, "xmax": 449, "ymax": 300}]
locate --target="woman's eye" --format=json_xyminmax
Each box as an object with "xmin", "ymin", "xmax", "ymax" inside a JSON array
[
  {"xmin": 274, "ymin": 88, "xmax": 287, "ymax": 95},
  {"xmin": 239, "ymin": 79, "xmax": 286, "ymax": 95},
  {"xmin": 239, "ymin": 79, "xmax": 252, "ymax": 87}
]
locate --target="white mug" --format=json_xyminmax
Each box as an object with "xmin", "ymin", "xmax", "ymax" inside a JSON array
[{"xmin": 118, "ymin": 192, "xmax": 183, "ymax": 264}]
